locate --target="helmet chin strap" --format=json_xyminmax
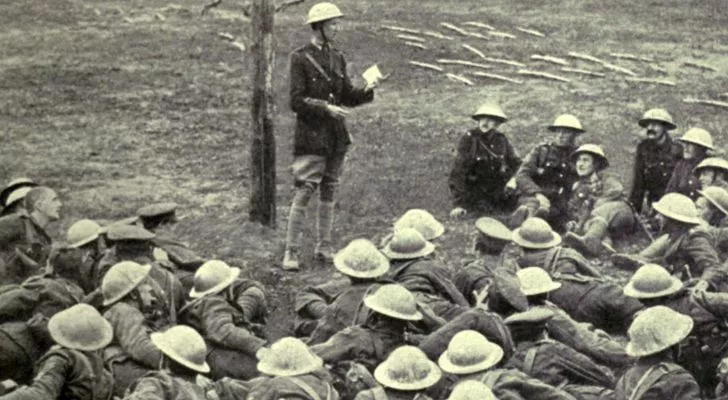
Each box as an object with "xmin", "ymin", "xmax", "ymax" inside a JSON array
[{"xmin": 319, "ymin": 23, "xmax": 330, "ymax": 46}]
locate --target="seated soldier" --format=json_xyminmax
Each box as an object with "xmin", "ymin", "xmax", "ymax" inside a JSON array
[
  {"xmin": 615, "ymin": 306, "xmax": 700, "ymax": 400},
  {"xmin": 623, "ymin": 263, "xmax": 728, "ymax": 395},
  {"xmin": 438, "ymin": 330, "xmax": 579, "ymax": 399},
  {"xmin": 666, "ymin": 127, "xmax": 714, "ymax": 200},
  {"xmin": 515, "ymin": 267, "xmax": 632, "ymax": 369},
  {"xmin": 449, "ymin": 102, "xmax": 520, "ymax": 218},
  {"xmin": 0, "ymin": 304, "xmax": 114, "ymax": 400},
  {"xmin": 354, "ymin": 346, "xmax": 444, "ymax": 400},
  {"xmin": 137, "ymin": 202, "xmax": 204, "ymax": 291},
  {"xmin": 447, "ymin": 381, "xmax": 497, "ymax": 400},
  {"xmin": 562, "ymin": 144, "xmax": 635, "ymax": 257},
  {"xmin": 695, "ymin": 157, "xmax": 728, "ymax": 191},
  {"xmin": 305, "ymin": 239, "xmax": 392, "ymax": 344},
  {"xmin": 0, "ymin": 245, "xmax": 87, "ymax": 384},
  {"xmin": 0, "ymin": 186, "xmax": 61, "ymax": 284},
  {"xmin": 123, "ymin": 325, "xmax": 249, "ymax": 400},
  {"xmin": 94, "ymin": 224, "xmax": 185, "ymax": 313},
  {"xmin": 503, "ymin": 308, "xmax": 616, "ymax": 400},
  {"xmin": 247, "ymin": 337, "xmax": 340, "ymax": 400},
  {"xmin": 101, "ymin": 261, "xmax": 173, "ymax": 397},
  {"xmin": 375, "ymin": 208, "xmax": 445, "ymax": 251},
  {"xmin": 507, "ymin": 217, "xmax": 642, "ymax": 333},
  {"xmin": 66, "ymin": 219, "xmax": 106, "ymax": 293},
  {"xmin": 0, "ymin": 178, "xmax": 37, "ymax": 216},
  {"xmin": 508, "ymin": 114, "xmax": 583, "ymax": 231},
  {"xmin": 179, "ymin": 260, "xmax": 267, "ymax": 380},
  {"xmin": 697, "ymin": 186, "xmax": 728, "ymax": 260},
  {"xmin": 612, "ymin": 192, "xmax": 726, "ymax": 292},
  {"xmin": 382, "ymin": 228, "xmax": 470, "ymax": 321}
]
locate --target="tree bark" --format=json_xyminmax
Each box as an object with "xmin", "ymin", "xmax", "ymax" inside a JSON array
[{"xmin": 249, "ymin": 0, "xmax": 276, "ymax": 226}]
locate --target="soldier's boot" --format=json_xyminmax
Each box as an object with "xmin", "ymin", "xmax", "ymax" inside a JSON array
[
  {"xmin": 507, "ymin": 205, "xmax": 531, "ymax": 229},
  {"xmin": 564, "ymin": 218, "xmax": 609, "ymax": 257},
  {"xmin": 283, "ymin": 204, "xmax": 307, "ymax": 271},
  {"xmin": 315, "ymin": 201, "xmax": 335, "ymax": 263}
]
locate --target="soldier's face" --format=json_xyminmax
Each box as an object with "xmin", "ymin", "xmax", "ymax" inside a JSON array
[
  {"xmin": 575, "ymin": 154, "xmax": 596, "ymax": 177},
  {"xmin": 554, "ymin": 128, "xmax": 577, "ymax": 147},
  {"xmin": 645, "ymin": 121, "xmax": 667, "ymax": 140},
  {"xmin": 321, "ymin": 19, "xmax": 339, "ymax": 40},
  {"xmin": 477, "ymin": 117, "xmax": 501, "ymax": 133},
  {"xmin": 38, "ymin": 191, "xmax": 62, "ymax": 221},
  {"xmin": 136, "ymin": 281, "xmax": 158, "ymax": 309},
  {"xmin": 682, "ymin": 142, "xmax": 700, "ymax": 160},
  {"xmin": 699, "ymin": 169, "xmax": 717, "ymax": 188},
  {"xmin": 695, "ymin": 197, "xmax": 713, "ymax": 221}
]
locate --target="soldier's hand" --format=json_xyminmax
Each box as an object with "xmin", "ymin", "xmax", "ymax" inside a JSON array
[
  {"xmin": 534, "ymin": 193, "xmax": 551, "ymax": 210},
  {"xmin": 326, "ymin": 104, "xmax": 350, "ymax": 119},
  {"xmin": 565, "ymin": 220, "xmax": 578, "ymax": 232},
  {"xmin": 449, "ymin": 207, "xmax": 467, "ymax": 219},
  {"xmin": 690, "ymin": 279, "xmax": 709, "ymax": 293}
]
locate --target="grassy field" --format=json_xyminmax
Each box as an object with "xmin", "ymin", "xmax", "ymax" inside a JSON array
[{"xmin": 2, "ymin": 0, "xmax": 728, "ymax": 338}]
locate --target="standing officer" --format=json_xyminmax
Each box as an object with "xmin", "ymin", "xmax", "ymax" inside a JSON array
[
  {"xmin": 508, "ymin": 114, "xmax": 584, "ymax": 231},
  {"xmin": 283, "ymin": 2, "xmax": 382, "ymax": 270},
  {"xmin": 628, "ymin": 108, "xmax": 682, "ymax": 214},
  {"xmin": 449, "ymin": 102, "xmax": 521, "ymax": 218}
]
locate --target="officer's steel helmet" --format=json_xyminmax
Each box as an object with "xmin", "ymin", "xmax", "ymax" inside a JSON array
[
  {"xmin": 548, "ymin": 114, "xmax": 584, "ymax": 133},
  {"xmin": 306, "ymin": 2, "xmax": 343, "ymax": 25},
  {"xmin": 67, "ymin": 219, "xmax": 103, "ymax": 248},
  {"xmin": 101, "ymin": 261, "xmax": 152, "ymax": 306},
  {"xmin": 679, "ymin": 127, "xmax": 714, "ymax": 150},
  {"xmin": 151, "ymin": 325, "xmax": 211, "ymax": 373},
  {"xmin": 626, "ymin": 305, "xmax": 693, "ymax": 357},
  {"xmin": 638, "ymin": 108, "xmax": 676, "ymax": 130},
  {"xmin": 471, "ymin": 103, "xmax": 508, "ymax": 123}
]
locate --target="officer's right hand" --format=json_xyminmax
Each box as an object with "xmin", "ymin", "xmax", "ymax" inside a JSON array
[
  {"xmin": 326, "ymin": 104, "xmax": 350, "ymax": 119},
  {"xmin": 449, "ymin": 207, "xmax": 467, "ymax": 219}
]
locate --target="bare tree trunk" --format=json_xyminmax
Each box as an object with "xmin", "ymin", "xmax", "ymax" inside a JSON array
[{"xmin": 249, "ymin": 0, "xmax": 276, "ymax": 226}]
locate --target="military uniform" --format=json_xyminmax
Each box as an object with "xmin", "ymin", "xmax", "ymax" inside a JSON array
[
  {"xmin": 442, "ymin": 368, "xmax": 579, "ymax": 400},
  {"xmin": 628, "ymin": 136, "xmax": 682, "ymax": 213},
  {"xmin": 0, "ymin": 345, "xmax": 113, "ymax": 400},
  {"xmin": 0, "ymin": 213, "xmax": 52, "ymax": 284},
  {"xmin": 354, "ymin": 386, "xmax": 437, "ymax": 400},
  {"xmin": 0, "ymin": 275, "xmax": 85, "ymax": 383},
  {"xmin": 666, "ymin": 156, "xmax": 705, "ymax": 200},
  {"xmin": 247, "ymin": 370, "xmax": 340, "ymax": 400},
  {"xmin": 179, "ymin": 279, "xmax": 267, "ymax": 381},
  {"xmin": 614, "ymin": 360, "xmax": 700, "ymax": 400},
  {"xmin": 515, "ymin": 142, "xmax": 578, "ymax": 229},
  {"xmin": 566, "ymin": 172, "xmax": 634, "ymax": 239},
  {"xmin": 386, "ymin": 258, "xmax": 470, "ymax": 321},
  {"xmin": 123, "ymin": 371, "xmax": 207, "ymax": 400},
  {"xmin": 449, "ymin": 128, "xmax": 521, "ymax": 212},
  {"xmin": 295, "ymin": 276, "xmax": 359, "ymax": 337},
  {"xmin": 311, "ymin": 324, "xmax": 407, "ymax": 371},
  {"xmin": 516, "ymin": 247, "xmax": 643, "ymax": 333}
]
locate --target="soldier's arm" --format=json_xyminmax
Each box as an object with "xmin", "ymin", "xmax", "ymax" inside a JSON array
[
  {"xmin": 639, "ymin": 369, "xmax": 701, "ymax": 400},
  {"xmin": 201, "ymin": 297, "xmax": 266, "ymax": 355},
  {"xmin": 234, "ymin": 284, "xmax": 268, "ymax": 323},
  {"xmin": 664, "ymin": 163, "xmax": 680, "ymax": 194},
  {"xmin": 550, "ymin": 343, "xmax": 616, "ymax": 388},
  {"xmin": 338, "ymin": 56, "xmax": 374, "ymax": 108},
  {"xmin": 310, "ymin": 327, "xmax": 370, "ymax": 364},
  {"xmin": 448, "ymin": 134, "xmax": 475, "ymax": 208},
  {"xmin": 503, "ymin": 136, "xmax": 522, "ymax": 174},
  {"xmin": 0, "ymin": 287, "xmax": 39, "ymax": 323},
  {"xmin": 685, "ymin": 231, "xmax": 726, "ymax": 289},
  {"xmin": 595, "ymin": 175, "xmax": 625, "ymax": 206},
  {"xmin": 104, "ymin": 304, "xmax": 164, "ymax": 369},
  {"xmin": 0, "ymin": 354, "xmax": 70, "ymax": 400},
  {"xmin": 295, "ymin": 278, "xmax": 349, "ymax": 319},
  {"xmin": 515, "ymin": 146, "xmax": 544, "ymax": 196},
  {"xmin": 628, "ymin": 147, "xmax": 646, "ymax": 212},
  {"xmin": 289, "ymin": 51, "xmax": 329, "ymax": 118},
  {"xmin": 494, "ymin": 369, "xmax": 580, "ymax": 400}
]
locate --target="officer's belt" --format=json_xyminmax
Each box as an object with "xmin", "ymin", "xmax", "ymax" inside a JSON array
[{"xmin": 304, "ymin": 53, "xmax": 332, "ymax": 82}]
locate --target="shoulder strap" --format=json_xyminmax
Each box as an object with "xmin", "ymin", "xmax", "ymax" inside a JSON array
[
  {"xmin": 629, "ymin": 362, "xmax": 678, "ymax": 400},
  {"xmin": 523, "ymin": 347, "xmax": 539, "ymax": 375},
  {"xmin": 370, "ymin": 386, "xmax": 388, "ymax": 400},
  {"xmin": 304, "ymin": 53, "xmax": 332, "ymax": 82},
  {"xmin": 544, "ymin": 246, "xmax": 562, "ymax": 274},
  {"xmin": 479, "ymin": 369, "xmax": 504, "ymax": 388},
  {"xmin": 287, "ymin": 376, "xmax": 327, "ymax": 400},
  {"xmin": 351, "ymin": 284, "xmax": 379, "ymax": 326}
]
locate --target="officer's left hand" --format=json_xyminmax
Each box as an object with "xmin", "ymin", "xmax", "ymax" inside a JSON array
[{"xmin": 364, "ymin": 74, "xmax": 390, "ymax": 91}]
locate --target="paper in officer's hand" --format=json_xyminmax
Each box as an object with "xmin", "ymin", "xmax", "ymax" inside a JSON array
[{"xmin": 363, "ymin": 64, "xmax": 384, "ymax": 85}]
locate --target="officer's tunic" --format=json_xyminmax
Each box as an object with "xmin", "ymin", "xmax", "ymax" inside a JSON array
[{"xmin": 628, "ymin": 136, "xmax": 682, "ymax": 213}]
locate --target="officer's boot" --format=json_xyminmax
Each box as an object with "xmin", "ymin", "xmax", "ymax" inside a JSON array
[
  {"xmin": 564, "ymin": 218, "xmax": 609, "ymax": 257},
  {"xmin": 315, "ymin": 201, "xmax": 335, "ymax": 262}
]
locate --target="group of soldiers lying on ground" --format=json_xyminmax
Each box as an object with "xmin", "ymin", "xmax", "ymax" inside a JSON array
[{"xmin": 1, "ymin": 104, "xmax": 728, "ymax": 399}]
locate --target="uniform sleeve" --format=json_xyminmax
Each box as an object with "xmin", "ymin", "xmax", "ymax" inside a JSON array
[
  {"xmin": 296, "ymin": 286, "xmax": 335, "ymax": 320},
  {"xmin": 495, "ymin": 369, "xmax": 579, "ymax": 400},
  {"xmin": 684, "ymin": 231, "xmax": 725, "ymax": 288},
  {"xmin": 515, "ymin": 146, "xmax": 544, "ymax": 196},
  {"xmin": 548, "ymin": 343, "xmax": 616, "ymax": 388},
  {"xmin": 200, "ymin": 297, "xmax": 266, "ymax": 355},
  {"xmin": 235, "ymin": 286, "xmax": 268, "ymax": 323},
  {"xmin": 665, "ymin": 163, "xmax": 680, "ymax": 194},
  {"xmin": 310, "ymin": 327, "xmax": 372, "ymax": 365},
  {"xmin": 629, "ymin": 145, "xmax": 647, "ymax": 212},
  {"xmin": 289, "ymin": 51, "xmax": 329, "ymax": 118},
  {"xmin": 122, "ymin": 376, "xmax": 168, "ymax": 400},
  {"xmin": 596, "ymin": 175, "xmax": 624, "ymax": 206},
  {"xmin": 639, "ymin": 369, "xmax": 701, "ymax": 400},
  {"xmin": 448, "ymin": 134, "xmax": 475, "ymax": 208},
  {"xmin": 338, "ymin": 56, "xmax": 374, "ymax": 108},
  {"xmin": 0, "ymin": 287, "xmax": 38, "ymax": 323},
  {"xmin": 0, "ymin": 354, "xmax": 70, "ymax": 400},
  {"xmin": 0, "ymin": 216, "xmax": 24, "ymax": 245},
  {"xmin": 105, "ymin": 303, "xmax": 164, "ymax": 369},
  {"xmin": 695, "ymin": 290, "xmax": 728, "ymax": 319}
]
